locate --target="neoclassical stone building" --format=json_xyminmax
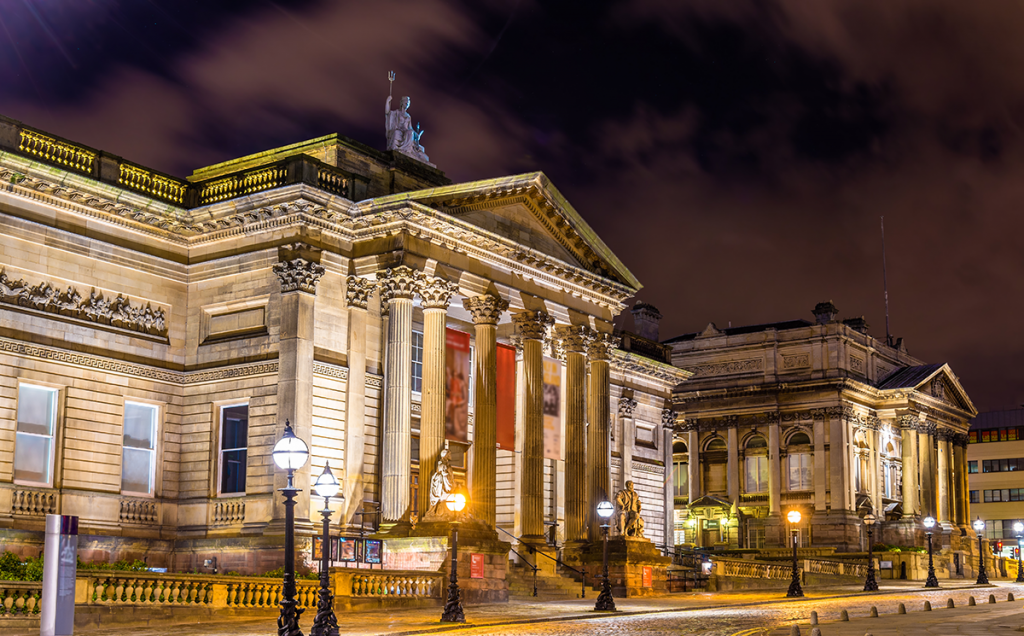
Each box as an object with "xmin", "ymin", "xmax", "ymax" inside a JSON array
[
  {"xmin": 667, "ymin": 302, "xmax": 977, "ymax": 555},
  {"xmin": 0, "ymin": 114, "xmax": 684, "ymax": 573}
]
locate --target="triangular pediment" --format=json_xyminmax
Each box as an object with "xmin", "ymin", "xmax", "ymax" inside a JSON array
[{"xmin": 879, "ymin": 363, "xmax": 977, "ymax": 417}]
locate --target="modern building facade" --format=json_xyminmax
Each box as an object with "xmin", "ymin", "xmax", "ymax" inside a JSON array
[
  {"xmin": 0, "ymin": 114, "xmax": 685, "ymax": 574},
  {"xmin": 667, "ymin": 302, "xmax": 978, "ymax": 556},
  {"xmin": 967, "ymin": 409, "xmax": 1024, "ymax": 559}
]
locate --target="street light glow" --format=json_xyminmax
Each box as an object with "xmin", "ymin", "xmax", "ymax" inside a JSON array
[
  {"xmin": 923, "ymin": 516, "xmax": 936, "ymax": 529},
  {"xmin": 597, "ymin": 500, "xmax": 614, "ymax": 519},
  {"xmin": 445, "ymin": 492, "xmax": 467, "ymax": 513},
  {"xmin": 786, "ymin": 510, "xmax": 801, "ymax": 524},
  {"xmin": 314, "ymin": 462, "xmax": 340, "ymax": 500},
  {"xmin": 273, "ymin": 420, "xmax": 310, "ymax": 471},
  {"xmin": 973, "ymin": 517, "xmax": 985, "ymax": 533}
]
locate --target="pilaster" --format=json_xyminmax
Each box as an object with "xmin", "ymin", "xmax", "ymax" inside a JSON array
[{"xmin": 342, "ymin": 276, "xmax": 374, "ymax": 529}]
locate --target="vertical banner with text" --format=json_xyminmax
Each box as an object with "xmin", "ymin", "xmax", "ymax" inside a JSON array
[
  {"xmin": 445, "ymin": 328, "xmax": 471, "ymax": 442},
  {"xmin": 496, "ymin": 343, "xmax": 517, "ymax": 451},
  {"xmin": 542, "ymin": 356, "xmax": 562, "ymax": 460}
]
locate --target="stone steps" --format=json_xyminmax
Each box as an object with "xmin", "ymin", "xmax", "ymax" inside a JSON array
[{"xmin": 506, "ymin": 563, "xmax": 586, "ymax": 600}]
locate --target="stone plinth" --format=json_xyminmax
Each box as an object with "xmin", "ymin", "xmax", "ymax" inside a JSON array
[{"xmin": 583, "ymin": 536, "xmax": 670, "ymax": 597}]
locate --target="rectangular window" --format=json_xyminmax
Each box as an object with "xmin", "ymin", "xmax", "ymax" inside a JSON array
[
  {"xmin": 411, "ymin": 330, "xmax": 424, "ymax": 393},
  {"xmin": 982, "ymin": 430, "xmax": 992, "ymax": 443},
  {"xmin": 969, "ymin": 431, "xmax": 978, "ymax": 443},
  {"xmin": 673, "ymin": 460, "xmax": 689, "ymax": 497},
  {"xmin": 745, "ymin": 456, "xmax": 768, "ymax": 493},
  {"xmin": 983, "ymin": 460, "xmax": 993, "ymax": 473},
  {"xmin": 219, "ymin": 404, "xmax": 249, "ymax": 494},
  {"xmin": 970, "ymin": 490, "xmax": 979, "ymax": 504},
  {"xmin": 14, "ymin": 384, "xmax": 58, "ymax": 485},
  {"xmin": 746, "ymin": 526, "xmax": 766, "ymax": 550},
  {"xmin": 1009, "ymin": 428, "xmax": 1020, "ymax": 441},
  {"xmin": 787, "ymin": 453, "xmax": 812, "ymax": 491},
  {"xmin": 968, "ymin": 461, "xmax": 978, "ymax": 474},
  {"xmin": 121, "ymin": 402, "xmax": 158, "ymax": 495}
]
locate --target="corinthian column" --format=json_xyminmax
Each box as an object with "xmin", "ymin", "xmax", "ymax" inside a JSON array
[
  {"xmin": 511, "ymin": 310, "xmax": 553, "ymax": 543},
  {"xmin": 417, "ymin": 276, "xmax": 459, "ymax": 521},
  {"xmin": 378, "ymin": 266, "xmax": 420, "ymax": 522},
  {"xmin": 936, "ymin": 429, "xmax": 951, "ymax": 524},
  {"xmin": 899, "ymin": 416, "xmax": 919, "ymax": 518},
  {"xmin": 554, "ymin": 325, "xmax": 592, "ymax": 546},
  {"xmin": 587, "ymin": 332, "xmax": 619, "ymax": 543},
  {"xmin": 342, "ymin": 276, "xmax": 374, "ymax": 529},
  {"xmin": 463, "ymin": 294, "xmax": 509, "ymax": 526}
]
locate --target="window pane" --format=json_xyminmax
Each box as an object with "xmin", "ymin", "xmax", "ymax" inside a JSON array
[
  {"xmin": 969, "ymin": 461, "xmax": 978, "ymax": 474},
  {"xmin": 222, "ymin": 405, "xmax": 248, "ymax": 450},
  {"xmin": 122, "ymin": 447, "xmax": 153, "ymax": 493},
  {"xmin": 17, "ymin": 385, "xmax": 56, "ymax": 436},
  {"xmin": 221, "ymin": 449, "xmax": 247, "ymax": 493},
  {"xmin": 1001, "ymin": 459, "xmax": 1010, "ymax": 472},
  {"xmin": 411, "ymin": 331, "xmax": 424, "ymax": 393},
  {"xmin": 14, "ymin": 433, "xmax": 51, "ymax": 483},
  {"xmin": 123, "ymin": 403, "xmax": 156, "ymax": 450}
]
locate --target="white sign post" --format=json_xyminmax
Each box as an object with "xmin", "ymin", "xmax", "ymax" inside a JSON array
[{"xmin": 40, "ymin": 514, "xmax": 78, "ymax": 636}]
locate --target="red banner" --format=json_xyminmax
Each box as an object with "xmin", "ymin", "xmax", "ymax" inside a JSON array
[
  {"xmin": 496, "ymin": 343, "xmax": 516, "ymax": 451},
  {"xmin": 445, "ymin": 328, "xmax": 471, "ymax": 442},
  {"xmin": 470, "ymin": 553, "xmax": 485, "ymax": 579}
]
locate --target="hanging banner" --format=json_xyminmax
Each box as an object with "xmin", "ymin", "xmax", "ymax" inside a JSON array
[
  {"xmin": 496, "ymin": 343, "xmax": 517, "ymax": 451},
  {"xmin": 445, "ymin": 327, "xmax": 471, "ymax": 442},
  {"xmin": 543, "ymin": 356, "xmax": 561, "ymax": 460}
]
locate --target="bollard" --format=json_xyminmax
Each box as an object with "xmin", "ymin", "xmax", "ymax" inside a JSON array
[
  {"xmin": 790, "ymin": 625, "xmax": 801, "ymax": 636},
  {"xmin": 811, "ymin": 629, "xmax": 822, "ymax": 636},
  {"xmin": 810, "ymin": 610, "xmax": 819, "ymax": 625},
  {"xmin": 840, "ymin": 609, "xmax": 850, "ymax": 621},
  {"xmin": 1009, "ymin": 593, "xmax": 1015, "ymax": 601},
  {"xmin": 869, "ymin": 606, "xmax": 878, "ymax": 617},
  {"xmin": 897, "ymin": 603, "xmax": 906, "ymax": 614},
  {"xmin": 924, "ymin": 600, "xmax": 932, "ymax": 611},
  {"xmin": 989, "ymin": 594, "xmax": 996, "ymax": 604},
  {"xmin": 968, "ymin": 596, "xmax": 976, "ymax": 606},
  {"xmin": 946, "ymin": 598, "xmax": 955, "ymax": 608}
]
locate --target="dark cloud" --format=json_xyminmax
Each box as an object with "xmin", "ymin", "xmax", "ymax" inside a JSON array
[{"xmin": 1, "ymin": 0, "xmax": 1022, "ymax": 410}]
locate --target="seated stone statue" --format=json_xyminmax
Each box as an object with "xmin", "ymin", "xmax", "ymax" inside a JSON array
[
  {"xmin": 385, "ymin": 95, "xmax": 432, "ymax": 165},
  {"xmin": 615, "ymin": 480, "xmax": 645, "ymax": 538},
  {"xmin": 427, "ymin": 447, "xmax": 454, "ymax": 514}
]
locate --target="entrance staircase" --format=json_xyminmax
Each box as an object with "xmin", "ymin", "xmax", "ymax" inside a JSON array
[{"xmin": 506, "ymin": 560, "xmax": 589, "ymax": 600}]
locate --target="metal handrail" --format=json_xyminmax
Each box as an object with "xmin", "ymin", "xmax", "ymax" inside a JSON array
[
  {"xmin": 503, "ymin": 540, "xmax": 539, "ymax": 597},
  {"xmin": 496, "ymin": 525, "xmax": 588, "ymax": 599}
]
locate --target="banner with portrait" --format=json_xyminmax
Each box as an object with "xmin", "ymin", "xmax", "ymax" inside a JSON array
[
  {"xmin": 445, "ymin": 327, "xmax": 471, "ymax": 442},
  {"xmin": 542, "ymin": 356, "xmax": 561, "ymax": 460},
  {"xmin": 496, "ymin": 343, "xmax": 517, "ymax": 451}
]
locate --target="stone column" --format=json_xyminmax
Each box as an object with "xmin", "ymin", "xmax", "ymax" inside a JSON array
[
  {"xmin": 663, "ymin": 408, "xmax": 676, "ymax": 548},
  {"xmin": 511, "ymin": 310, "xmax": 553, "ymax": 543},
  {"xmin": 554, "ymin": 325, "xmax": 592, "ymax": 546},
  {"xmin": 828, "ymin": 407, "xmax": 848, "ymax": 511},
  {"xmin": 727, "ymin": 426, "xmax": 740, "ymax": 506},
  {"xmin": 870, "ymin": 425, "xmax": 882, "ymax": 517},
  {"xmin": 464, "ymin": 294, "xmax": 509, "ymax": 527},
  {"xmin": 936, "ymin": 430, "xmax": 951, "ymax": 524},
  {"xmin": 899, "ymin": 417, "xmax": 919, "ymax": 518},
  {"xmin": 618, "ymin": 397, "xmax": 638, "ymax": 490},
  {"xmin": 378, "ymin": 266, "xmax": 420, "ymax": 522},
  {"xmin": 957, "ymin": 436, "xmax": 970, "ymax": 527},
  {"xmin": 812, "ymin": 411, "xmax": 827, "ymax": 513},
  {"xmin": 342, "ymin": 276, "xmax": 374, "ymax": 529},
  {"xmin": 687, "ymin": 427, "xmax": 700, "ymax": 504},
  {"xmin": 417, "ymin": 276, "xmax": 459, "ymax": 521},
  {"xmin": 951, "ymin": 437, "xmax": 963, "ymax": 528},
  {"xmin": 921, "ymin": 425, "xmax": 936, "ymax": 518},
  {"xmin": 587, "ymin": 333, "xmax": 618, "ymax": 543},
  {"xmin": 768, "ymin": 417, "xmax": 781, "ymax": 516},
  {"xmin": 272, "ymin": 245, "xmax": 324, "ymax": 527}
]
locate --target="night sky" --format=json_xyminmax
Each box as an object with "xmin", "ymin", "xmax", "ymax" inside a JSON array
[{"xmin": 1, "ymin": 1, "xmax": 1021, "ymax": 412}]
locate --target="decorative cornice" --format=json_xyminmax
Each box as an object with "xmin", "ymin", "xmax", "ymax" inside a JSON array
[
  {"xmin": 631, "ymin": 461, "xmax": 665, "ymax": 476},
  {"xmin": 312, "ymin": 361, "xmax": 349, "ymax": 380},
  {"xmin": 618, "ymin": 397, "xmax": 638, "ymax": 418},
  {"xmin": 345, "ymin": 276, "xmax": 375, "ymax": 309},
  {"xmin": 587, "ymin": 332, "xmax": 620, "ymax": 362},
  {"xmin": 610, "ymin": 349, "xmax": 690, "ymax": 386},
  {"xmin": 418, "ymin": 276, "xmax": 459, "ymax": 310},
  {"xmin": 273, "ymin": 257, "xmax": 324, "ymax": 294},
  {"xmin": 462, "ymin": 294, "xmax": 509, "ymax": 326},
  {"xmin": 511, "ymin": 310, "xmax": 553, "ymax": 341}
]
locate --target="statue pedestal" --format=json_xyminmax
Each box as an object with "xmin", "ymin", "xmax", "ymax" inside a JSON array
[{"xmin": 583, "ymin": 536, "xmax": 671, "ymax": 598}]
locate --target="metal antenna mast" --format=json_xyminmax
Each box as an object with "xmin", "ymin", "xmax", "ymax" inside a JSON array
[{"xmin": 881, "ymin": 216, "xmax": 891, "ymax": 346}]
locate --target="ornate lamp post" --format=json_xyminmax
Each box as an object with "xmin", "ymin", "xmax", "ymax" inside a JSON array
[
  {"xmin": 273, "ymin": 421, "xmax": 310, "ymax": 636},
  {"xmin": 1014, "ymin": 522, "xmax": 1024, "ymax": 584},
  {"xmin": 786, "ymin": 509, "xmax": 803, "ymax": 598},
  {"xmin": 594, "ymin": 500, "xmax": 617, "ymax": 612},
  {"xmin": 923, "ymin": 516, "xmax": 939, "ymax": 588},
  {"xmin": 973, "ymin": 517, "xmax": 989, "ymax": 585},
  {"xmin": 310, "ymin": 463, "xmax": 341, "ymax": 636},
  {"xmin": 440, "ymin": 491, "xmax": 467, "ymax": 623},
  {"xmin": 863, "ymin": 513, "xmax": 878, "ymax": 592}
]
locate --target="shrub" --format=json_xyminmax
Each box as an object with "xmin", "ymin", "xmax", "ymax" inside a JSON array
[{"xmin": 0, "ymin": 551, "xmax": 44, "ymax": 581}]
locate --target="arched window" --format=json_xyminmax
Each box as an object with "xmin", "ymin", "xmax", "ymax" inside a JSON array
[
  {"xmin": 744, "ymin": 435, "xmax": 768, "ymax": 493},
  {"xmin": 672, "ymin": 440, "xmax": 688, "ymax": 497},
  {"xmin": 787, "ymin": 430, "xmax": 813, "ymax": 491}
]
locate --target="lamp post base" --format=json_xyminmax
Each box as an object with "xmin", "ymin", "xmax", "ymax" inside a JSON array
[
  {"xmin": 440, "ymin": 583, "xmax": 465, "ymax": 623},
  {"xmin": 594, "ymin": 578, "xmax": 617, "ymax": 612}
]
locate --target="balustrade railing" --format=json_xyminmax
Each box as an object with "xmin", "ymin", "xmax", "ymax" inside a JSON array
[
  {"xmin": 11, "ymin": 488, "xmax": 57, "ymax": 516},
  {"xmin": 18, "ymin": 129, "xmax": 96, "ymax": 175},
  {"xmin": 340, "ymin": 571, "xmax": 440, "ymax": 599},
  {"xmin": 119, "ymin": 498, "xmax": 158, "ymax": 524},
  {"xmin": 715, "ymin": 558, "xmax": 793, "ymax": 580},
  {"xmin": 118, "ymin": 163, "xmax": 189, "ymax": 205},
  {"xmin": 79, "ymin": 571, "xmax": 319, "ymax": 611},
  {"xmin": 0, "ymin": 582, "xmax": 41, "ymax": 619},
  {"xmin": 212, "ymin": 499, "xmax": 245, "ymax": 524}
]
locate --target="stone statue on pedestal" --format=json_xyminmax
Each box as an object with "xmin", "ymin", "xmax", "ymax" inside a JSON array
[
  {"xmin": 615, "ymin": 481, "xmax": 645, "ymax": 538},
  {"xmin": 428, "ymin": 446, "xmax": 454, "ymax": 514},
  {"xmin": 385, "ymin": 95, "xmax": 433, "ymax": 166}
]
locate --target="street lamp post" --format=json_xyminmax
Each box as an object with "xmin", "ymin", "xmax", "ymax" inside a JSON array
[
  {"xmin": 594, "ymin": 500, "xmax": 617, "ymax": 612},
  {"xmin": 1014, "ymin": 521, "xmax": 1024, "ymax": 584},
  {"xmin": 923, "ymin": 516, "xmax": 939, "ymax": 588},
  {"xmin": 973, "ymin": 517, "xmax": 989, "ymax": 585},
  {"xmin": 272, "ymin": 420, "xmax": 310, "ymax": 636},
  {"xmin": 310, "ymin": 463, "xmax": 341, "ymax": 636},
  {"xmin": 786, "ymin": 510, "xmax": 803, "ymax": 598},
  {"xmin": 863, "ymin": 513, "xmax": 878, "ymax": 592},
  {"xmin": 440, "ymin": 492, "xmax": 467, "ymax": 623}
]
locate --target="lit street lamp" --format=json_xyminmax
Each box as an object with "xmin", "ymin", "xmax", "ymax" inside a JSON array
[
  {"xmin": 863, "ymin": 513, "xmax": 878, "ymax": 592},
  {"xmin": 594, "ymin": 500, "xmax": 617, "ymax": 612},
  {"xmin": 786, "ymin": 510, "xmax": 803, "ymax": 598},
  {"xmin": 310, "ymin": 463, "xmax": 341, "ymax": 636},
  {"xmin": 273, "ymin": 420, "xmax": 310, "ymax": 636},
  {"xmin": 923, "ymin": 516, "xmax": 939, "ymax": 588},
  {"xmin": 973, "ymin": 517, "xmax": 989, "ymax": 585},
  {"xmin": 1014, "ymin": 521, "xmax": 1024, "ymax": 584},
  {"xmin": 440, "ymin": 492, "xmax": 467, "ymax": 623}
]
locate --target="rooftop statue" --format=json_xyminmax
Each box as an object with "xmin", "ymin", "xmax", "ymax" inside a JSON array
[
  {"xmin": 385, "ymin": 80, "xmax": 433, "ymax": 166},
  {"xmin": 615, "ymin": 480, "xmax": 645, "ymax": 538}
]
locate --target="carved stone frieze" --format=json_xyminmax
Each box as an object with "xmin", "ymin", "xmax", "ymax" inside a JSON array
[
  {"xmin": 462, "ymin": 294, "xmax": 509, "ymax": 326},
  {"xmin": 587, "ymin": 332, "xmax": 620, "ymax": 362},
  {"xmin": 511, "ymin": 310, "xmax": 553, "ymax": 341},
  {"xmin": 345, "ymin": 276, "xmax": 375, "ymax": 309},
  {"xmin": 782, "ymin": 353, "xmax": 810, "ymax": 369},
  {"xmin": 685, "ymin": 358, "xmax": 764, "ymax": 378},
  {"xmin": 618, "ymin": 397, "xmax": 638, "ymax": 418},
  {"xmin": 418, "ymin": 276, "xmax": 459, "ymax": 310},
  {"xmin": 377, "ymin": 266, "xmax": 421, "ymax": 302},
  {"xmin": 273, "ymin": 257, "xmax": 324, "ymax": 294},
  {"xmin": 0, "ymin": 269, "xmax": 167, "ymax": 337}
]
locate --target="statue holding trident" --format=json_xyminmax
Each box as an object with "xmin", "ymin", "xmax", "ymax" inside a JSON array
[{"xmin": 385, "ymin": 70, "xmax": 433, "ymax": 165}]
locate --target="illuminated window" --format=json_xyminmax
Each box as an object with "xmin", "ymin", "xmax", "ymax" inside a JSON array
[
  {"xmin": 411, "ymin": 330, "xmax": 424, "ymax": 392},
  {"xmin": 968, "ymin": 461, "xmax": 978, "ymax": 474},
  {"xmin": 219, "ymin": 404, "xmax": 248, "ymax": 494},
  {"xmin": 121, "ymin": 402, "xmax": 158, "ymax": 495},
  {"xmin": 744, "ymin": 436, "xmax": 768, "ymax": 493},
  {"xmin": 14, "ymin": 384, "xmax": 58, "ymax": 485}
]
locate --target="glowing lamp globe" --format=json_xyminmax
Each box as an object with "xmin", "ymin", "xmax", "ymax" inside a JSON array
[
  {"xmin": 786, "ymin": 510, "xmax": 801, "ymax": 524},
  {"xmin": 273, "ymin": 421, "xmax": 310, "ymax": 471},
  {"xmin": 973, "ymin": 517, "xmax": 985, "ymax": 533},
  {"xmin": 445, "ymin": 492, "xmax": 467, "ymax": 513},
  {"xmin": 1015, "ymin": 522, "xmax": 1024, "ymax": 535},
  {"xmin": 923, "ymin": 516, "xmax": 936, "ymax": 530},
  {"xmin": 314, "ymin": 462, "xmax": 340, "ymax": 500},
  {"xmin": 597, "ymin": 501, "xmax": 615, "ymax": 519},
  {"xmin": 863, "ymin": 513, "xmax": 877, "ymax": 527}
]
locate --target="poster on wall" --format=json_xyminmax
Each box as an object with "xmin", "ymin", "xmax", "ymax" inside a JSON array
[
  {"xmin": 542, "ymin": 356, "xmax": 562, "ymax": 460},
  {"xmin": 445, "ymin": 328, "xmax": 471, "ymax": 443},
  {"xmin": 470, "ymin": 553, "xmax": 485, "ymax": 579},
  {"xmin": 338, "ymin": 538, "xmax": 358, "ymax": 562},
  {"xmin": 496, "ymin": 343, "xmax": 517, "ymax": 451},
  {"xmin": 313, "ymin": 537, "xmax": 323, "ymax": 561},
  {"xmin": 364, "ymin": 539, "xmax": 382, "ymax": 564},
  {"xmin": 642, "ymin": 566, "xmax": 653, "ymax": 588}
]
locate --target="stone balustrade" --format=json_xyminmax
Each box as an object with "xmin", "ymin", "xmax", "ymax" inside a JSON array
[
  {"xmin": 11, "ymin": 488, "xmax": 57, "ymax": 516},
  {"xmin": 119, "ymin": 499, "xmax": 158, "ymax": 525},
  {"xmin": 212, "ymin": 499, "xmax": 245, "ymax": 524},
  {"xmin": 715, "ymin": 558, "xmax": 793, "ymax": 580},
  {"xmin": 334, "ymin": 570, "xmax": 441, "ymax": 599},
  {"xmin": 0, "ymin": 582, "xmax": 41, "ymax": 619}
]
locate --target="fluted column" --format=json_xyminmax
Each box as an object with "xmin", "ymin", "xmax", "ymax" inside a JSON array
[
  {"xmin": 512, "ymin": 310, "xmax": 553, "ymax": 541},
  {"xmin": 378, "ymin": 266, "xmax": 420, "ymax": 522},
  {"xmin": 463, "ymin": 294, "xmax": 509, "ymax": 527},
  {"xmin": 554, "ymin": 325, "xmax": 592, "ymax": 545},
  {"xmin": 619, "ymin": 397, "xmax": 638, "ymax": 490},
  {"xmin": 768, "ymin": 418, "xmax": 781, "ymax": 516},
  {"xmin": 342, "ymin": 276, "xmax": 374, "ymax": 529},
  {"xmin": 418, "ymin": 276, "xmax": 459, "ymax": 521},
  {"xmin": 936, "ymin": 429, "xmax": 951, "ymax": 524},
  {"xmin": 899, "ymin": 417, "xmax": 919, "ymax": 518},
  {"xmin": 951, "ymin": 437, "xmax": 962, "ymax": 528},
  {"xmin": 956, "ymin": 436, "xmax": 970, "ymax": 527},
  {"xmin": 687, "ymin": 427, "xmax": 700, "ymax": 504},
  {"xmin": 587, "ymin": 332, "xmax": 618, "ymax": 543},
  {"xmin": 921, "ymin": 425, "xmax": 936, "ymax": 518},
  {"xmin": 727, "ymin": 426, "xmax": 739, "ymax": 506},
  {"xmin": 812, "ymin": 411, "xmax": 827, "ymax": 512},
  {"xmin": 662, "ymin": 408, "xmax": 676, "ymax": 548}
]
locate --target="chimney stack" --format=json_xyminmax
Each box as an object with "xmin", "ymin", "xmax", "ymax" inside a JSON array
[{"xmin": 631, "ymin": 301, "xmax": 663, "ymax": 341}]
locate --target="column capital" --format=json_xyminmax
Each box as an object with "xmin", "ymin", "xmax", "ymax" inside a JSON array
[
  {"xmin": 586, "ymin": 332, "xmax": 620, "ymax": 362},
  {"xmin": 418, "ymin": 276, "xmax": 459, "ymax": 310},
  {"xmin": 662, "ymin": 408, "xmax": 676, "ymax": 428},
  {"xmin": 462, "ymin": 294, "xmax": 509, "ymax": 325},
  {"xmin": 618, "ymin": 396, "xmax": 638, "ymax": 418},
  {"xmin": 553, "ymin": 324, "xmax": 594, "ymax": 354},
  {"xmin": 274, "ymin": 257, "xmax": 325, "ymax": 294},
  {"xmin": 345, "ymin": 276, "xmax": 375, "ymax": 309},
  {"xmin": 377, "ymin": 266, "xmax": 421, "ymax": 302},
  {"xmin": 512, "ymin": 310, "xmax": 553, "ymax": 341}
]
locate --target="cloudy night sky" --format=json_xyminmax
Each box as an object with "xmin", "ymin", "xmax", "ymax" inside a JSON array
[{"xmin": 1, "ymin": 1, "xmax": 1021, "ymax": 412}]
